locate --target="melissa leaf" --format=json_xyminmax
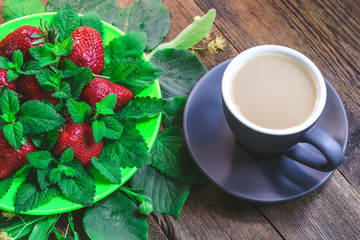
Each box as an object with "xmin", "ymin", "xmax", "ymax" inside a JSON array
[
  {"xmin": 114, "ymin": 97, "xmax": 165, "ymax": 121},
  {"xmin": 30, "ymin": 46, "xmax": 55, "ymax": 68},
  {"xmin": 0, "ymin": 175, "xmax": 15, "ymax": 199},
  {"xmin": 3, "ymin": 122, "xmax": 23, "ymax": 150},
  {"xmin": 66, "ymin": 99, "xmax": 92, "ymax": 124},
  {"xmin": 35, "ymin": 69, "xmax": 59, "ymax": 91},
  {"xmin": 20, "ymin": 100, "xmax": 65, "ymax": 134},
  {"xmin": 0, "ymin": 89, "xmax": 20, "ymax": 115},
  {"xmin": 52, "ymin": 82, "xmax": 72, "ymax": 99},
  {"xmin": 26, "ymin": 151, "xmax": 53, "ymax": 169},
  {"xmin": 150, "ymin": 48, "xmax": 207, "ymax": 98},
  {"xmin": 60, "ymin": 148, "xmax": 75, "ymax": 163},
  {"xmin": 163, "ymin": 97, "xmax": 187, "ymax": 128},
  {"xmin": 12, "ymin": 50, "xmax": 23, "ymax": 68},
  {"xmin": 113, "ymin": 0, "xmax": 171, "ymax": 51},
  {"xmin": 129, "ymin": 165, "xmax": 190, "ymax": 217},
  {"xmin": 91, "ymin": 155, "xmax": 122, "ymax": 184},
  {"xmin": 3, "ymin": 0, "xmax": 45, "ymax": 22},
  {"xmin": 99, "ymin": 116, "xmax": 123, "ymax": 140},
  {"xmin": 151, "ymin": 126, "xmax": 207, "ymax": 184},
  {"xmin": 6, "ymin": 70, "xmax": 20, "ymax": 83},
  {"xmin": 92, "ymin": 120, "xmax": 106, "ymax": 143},
  {"xmin": 51, "ymin": 5, "xmax": 81, "ymax": 42},
  {"xmin": 83, "ymin": 191, "xmax": 148, "ymax": 240},
  {"xmin": 65, "ymin": 66, "xmax": 93, "ymax": 99},
  {"xmin": 0, "ymin": 57, "xmax": 10, "ymax": 69}
]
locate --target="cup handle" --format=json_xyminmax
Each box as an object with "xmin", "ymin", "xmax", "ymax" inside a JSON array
[{"xmin": 285, "ymin": 127, "xmax": 344, "ymax": 172}]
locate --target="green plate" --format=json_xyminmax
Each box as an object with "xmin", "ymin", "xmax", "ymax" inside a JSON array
[{"xmin": 0, "ymin": 13, "xmax": 161, "ymax": 215}]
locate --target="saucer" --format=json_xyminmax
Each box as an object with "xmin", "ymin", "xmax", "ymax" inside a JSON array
[{"xmin": 184, "ymin": 59, "xmax": 348, "ymax": 203}]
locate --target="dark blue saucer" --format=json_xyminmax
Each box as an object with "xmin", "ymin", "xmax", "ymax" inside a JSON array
[{"xmin": 184, "ymin": 59, "xmax": 348, "ymax": 202}]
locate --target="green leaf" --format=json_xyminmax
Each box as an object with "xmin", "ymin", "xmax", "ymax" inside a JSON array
[
  {"xmin": 60, "ymin": 148, "xmax": 74, "ymax": 163},
  {"xmin": 104, "ymin": 32, "xmax": 146, "ymax": 63},
  {"xmin": 1, "ymin": 113, "xmax": 15, "ymax": 123},
  {"xmin": 15, "ymin": 171, "xmax": 60, "ymax": 212},
  {"xmin": 52, "ymin": 5, "xmax": 81, "ymax": 42},
  {"xmin": 52, "ymin": 82, "xmax": 72, "ymax": 99},
  {"xmin": 49, "ymin": 168, "xmax": 61, "ymax": 184},
  {"xmin": 6, "ymin": 69, "xmax": 20, "ymax": 82},
  {"xmin": 35, "ymin": 69, "xmax": 59, "ymax": 91},
  {"xmin": 27, "ymin": 151, "xmax": 53, "ymax": 169},
  {"xmin": 163, "ymin": 97, "xmax": 187, "ymax": 127},
  {"xmin": 66, "ymin": 98, "xmax": 92, "ymax": 123},
  {"xmin": 22, "ymin": 60, "xmax": 42, "ymax": 75},
  {"xmin": 57, "ymin": 37, "xmax": 73, "ymax": 56},
  {"xmin": 113, "ymin": 0, "xmax": 171, "ymax": 51},
  {"xmin": 0, "ymin": 89, "xmax": 20, "ymax": 115},
  {"xmin": 47, "ymin": 0, "xmax": 120, "ymax": 23},
  {"xmin": 92, "ymin": 120, "xmax": 106, "ymax": 143},
  {"xmin": 58, "ymin": 172, "xmax": 95, "ymax": 205},
  {"xmin": 104, "ymin": 58, "xmax": 161, "ymax": 96},
  {"xmin": 99, "ymin": 116, "xmax": 123, "ymax": 140},
  {"xmin": 28, "ymin": 215, "xmax": 58, "ymax": 240},
  {"xmin": 12, "ymin": 50, "xmax": 23, "ymax": 68},
  {"xmin": 151, "ymin": 48, "xmax": 207, "ymax": 98},
  {"xmin": 83, "ymin": 191, "xmax": 148, "ymax": 240},
  {"xmin": 37, "ymin": 167, "xmax": 52, "ymax": 190},
  {"xmin": 3, "ymin": 122, "xmax": 23, "ymax": 150},
  {"xmin": 20, "ymin": 100, "xmax": 65, "ymax": 134},
  {"xmin": 0, "ymin": 175, "xmax": 14, "ymax": 199},
  {"xmin": 92, "ymin": 154, "xmax": 122, "ymax": 184},
  {"xmin": 3, "ymin": 0, "xmax": 45, "ymax": 22},
  {"xmin": 29, "ymin": 46, "xmax": 55, "ymax": 68},
  {"xmin": 114, "ymin": 97, "xmax": 164, "ymax": 121},
  {"xmin": 129, "ymin": 165, "xmax": 190, "ymax": 217},
  {"xmin": 0, "ymin": 56, "xmax": 10, "ymax": 69},
  {"xmin": 4, "ymin": 215, "xmax": 48, "ymax": 239},
  {"xmin": 80, "ymin": 12, "xmax": 104, "ymax": 38},
  {"xmin": 65, "ymin": 66, "xmax": 93, "ymax": 99},
  {"xmin": 151, "ymin": 126, "xmax": 206, "ymax": 184},
  {"xmin": 60, "ymin": 60, "xmax": 80, "ymax": 78},
  {"xmin": 102, "ymin": 127, "xmax": 151, "ymax": 168},
  {"xmin": 150, "ymin": 9, "xmax": 216, "ymax": 56}
]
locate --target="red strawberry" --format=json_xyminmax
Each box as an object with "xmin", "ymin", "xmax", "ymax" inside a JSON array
[
  {"xmin": 65, "ymin": 26, "xmax": 104, "ymax": 74},
  {"xmin": 0, "ymin": 69, "xmax": 16, "ymax": 91},
  {"xmin": 52, "ymin": 118, "xmax": 103, "ymax": 167},
  {"xmin": 0, "ymin": 26, "xmax": 43, "ymax": 62},
  {"xmin": 0, "ymin": 133, "xmax": 36, "ymax": 180},
  {"xmin": 16, "ymin": 75, "xmax": 59, "ymax": 106},
  {"xmin": 80, "ymin": 77, "xmax": 133, "ymax": 113}
]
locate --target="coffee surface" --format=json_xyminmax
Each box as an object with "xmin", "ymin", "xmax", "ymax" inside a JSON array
[{"xmin": 232, "ymin": 54, "xmax": 316, "ymax": 130}]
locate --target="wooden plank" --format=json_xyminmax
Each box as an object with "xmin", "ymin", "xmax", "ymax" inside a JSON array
[{"xmin": 152, "ymin": 184, "xmax": 281, "ymax": 240}]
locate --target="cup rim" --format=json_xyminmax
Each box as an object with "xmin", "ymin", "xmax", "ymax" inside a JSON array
[{"xmin": 222, "ymin": 45, "xmax": 327, "ymax": 136}]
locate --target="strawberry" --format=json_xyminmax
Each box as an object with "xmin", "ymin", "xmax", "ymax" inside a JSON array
[
  {"xmin": 52, "ymin": 118, "xmax": 103, "ymax": 166},
  {"xmin": 80, "ymin": 77, "xmax": 133, "ymax": 113},
  {"xmin": 0, "ymin": 26, "xmax": 43, "ymax": 62},
  {"xmin": 16, "ymin": 75, "xmax": 59, "ymax": 106},
  {"xmin": 0, "ymin": 69, "xmax": 16, "ymax": 91},
  {"xmin": 65, "ymin": 26, "xmax": 104, "ymax": 74},
  {"xmin": 0, "ymin": 133, "xmax": 36, "ymax": 180}
]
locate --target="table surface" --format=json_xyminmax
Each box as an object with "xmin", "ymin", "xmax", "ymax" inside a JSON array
[{"xmin": 1, "ymin": 0, "xmax": 360, "ymax": 239}]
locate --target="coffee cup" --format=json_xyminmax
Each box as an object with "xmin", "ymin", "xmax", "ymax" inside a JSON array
[{"xmin": 222, "ymin": 45, "xmax": 344, "ymax": 172}]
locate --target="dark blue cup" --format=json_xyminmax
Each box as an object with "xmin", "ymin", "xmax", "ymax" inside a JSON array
[{"xmin": 222, "ymin": 45, "xmax": 344, "ymax": 172}]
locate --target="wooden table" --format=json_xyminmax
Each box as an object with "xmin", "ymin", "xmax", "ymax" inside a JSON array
[{"xmin": 1, "ymin": 0, "xmax": 360, "ymax": 239}]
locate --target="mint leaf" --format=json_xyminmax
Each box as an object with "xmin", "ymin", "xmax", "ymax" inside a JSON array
[
  {"xmin": 80, "ymin": 12, "xmax": 104, "ymax": 38},
  {"xmin": 3, "ymin": 122, "xmax": 23, "ymax": 150},
  {"xmin": 28, "ymin": 215, "xmax": 58, "ymax": 240},
  {"xmin": 92, "ymin": 155, "xmax": 122, "ymax": 184},
  {"xmin": 99, "ymin": 116, "xmax": 123, "ymax": 140},
  {"xmin": 52, "ymin": 5, "xmax": 81, "ymax": 42},
  {"xmin": 113, "ymin": 0, "xmax": 171, "ymax": 51},
  {"xmin": 104, "ymin": 33, "xmax": 146, "ymax": 63},
  {"xmin": 104, "ymin": 58, "xmax": 161, "ymax": 95},
  {"xmin": 57, "ymin": 37, "xmax": 73, "ymax": 56},
  {"xmin": 60, "ymin": 148, "xmax": 74, "ymax": 163},
  {"xmin": 66, "ymin": 98, "xmax": 92, "ymax": 123},
  {"xmin": 15, "ymin": 171, "xmax": 60, "ymax": 212},
  {"xmin": 60, "ymin": 60, "xmax": 80, "ymax": 78},
  {"xmin": 65, "ymin": 66, "xmax": 93, "ymax": 99},
  {"xmin": 26, "ymin": 151, "xmax": 53, "ymax": 169},
  {"xmin": 0, "ymin": 56, "xmax": 10, "ymax": 69},
  {"xmin": 94, "ymin": 94, "xmax": 117, "ymax": 117},
  {"xmin": 150, "ymin": 9, "xmax": 216, "ymax": 56},
  {"xmin": 52, "ymin": 82, "xmax": 72, "ymax": 99},
  {"xmin": 102, "ymin": 127, "xmax": 151, "ymax": 168},
  {"xmin": 151, "ymin": 126, "xmax": 207, "ymax": 184},
  {"xmin": 35, "ymin": 69, "xmax": 59, "ymax": 91},
  {"xmin": 129, "ymin": 165, "xmax": 190, "ymax": 217},
  {"xmin": 3, "ymin": 0, "xmax": 45, "ymax": 22},
  {"xmin": 58, "ymin": 172, "xmax": 95, "ymax": 205},
  {"xmin": 6, "ymin": 69, "xmax": 20, "ymax": 82},
  {"xmin": 92, "ymin": 120, "xmax": 106, "ymax": 143},
  {"xmin": 30, "ymin": 46, "xmax": 55, "ymax": 68},
  {"xmin": 12, "ymin": 50, "xmax": 23, "ymax": 68},
  {"xmin": 20, "ymin": 100, "xmax": 65, "ymax": 134},
  {"xmin": 22, "ymin": 60, "xmax": 42, "ymax": 75},
  {"xmin": 0, "ymin": 175, "xmax": 14, "ymax": 199},
  {"xmin": 37, "ymin": 167, "xmax": 52, "ymax": 190},
  {"xmin": 0, "ymin": 89, "xmax": 19, "ymax": 115},
  {"xmin": 49, "ymin": 168, "xmax": 62, "ymax": 184},
  {"xmin": 114, "ymin": 97, "xmax": 164, "ymax": 121},
  {"xmin": 83, "ymin": 191, "xmax": 148, "ymax": 240},
  {"xmin": 151, "ymin": 48, "xmax": 207, "ymax": 98},
  {"xmin": 47, "ymin": 0, "xmax": 120, "ymax": 23},
  {"xmin": 163, "ymin": 97, "xmax": 187, "ymax": 127}
]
